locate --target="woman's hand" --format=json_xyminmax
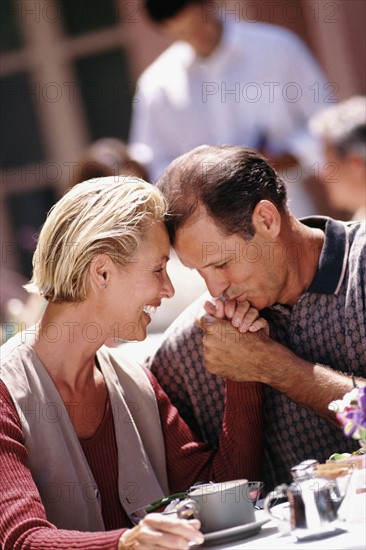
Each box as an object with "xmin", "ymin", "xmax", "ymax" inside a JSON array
[
  {"xmin": 204, "ymin": 299, "xmax": 269, "ymax": 335},
  {"xmin": 118, "ymin": 514, "xmax": 204, "ymax": 549}
]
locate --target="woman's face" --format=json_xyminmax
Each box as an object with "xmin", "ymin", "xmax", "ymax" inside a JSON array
[{"xmin": 105, "ymin": 221, "xmax": 175, "ymax": 342}]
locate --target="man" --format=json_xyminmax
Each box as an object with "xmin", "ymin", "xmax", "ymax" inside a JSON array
[
  {"xmin": 148, "ymin": 145, "xmax": 366, "ymax": 486},
  {"xmin": 310, "ymin": 96, "xmax": 366, "ymax": 221},
  {"xmin": 130, "ymin": 0, "xmax": 330, "ymax": 216}
]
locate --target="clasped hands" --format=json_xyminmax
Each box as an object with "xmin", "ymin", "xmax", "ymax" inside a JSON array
[{"xmin": 196, "ymin": 298, "xmax": 274, "ymax": 383}]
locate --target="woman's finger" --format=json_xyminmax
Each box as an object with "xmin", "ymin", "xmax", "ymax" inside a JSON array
[
  {"xmin": 238, "ymin": 307, "xmax": 260, "ymax": 332},
  {"xmin": 222, "ymin": 299, "xmax": 237, "ymax": 319},
  {"xmin": 118, "ymin": 517, "xmax": 203, "ymax": 549},
  {"xmin": 203, "ymin": 299, "xmax": 225, "ymax": 319},
  {"xmin": 248, "ymin": 317, "xmax": 270, "ymax": 335},
  {"xmin": 229, "ymin": 301, "xmax": 251, "ymax": 328},
  {"xmin": 137, "ymin": 515, "xmax": 203, "ymax": 549},
  {"xmin": 203, "ymin": 300, "xmax": 216, "ymax": 316}
]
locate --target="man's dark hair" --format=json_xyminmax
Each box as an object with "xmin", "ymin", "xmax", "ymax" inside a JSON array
[
  {"xmin": 144, "ymin": 0, "xmax": 203, "ymax": 23},
  {"xmin": 157, "ymin": 145, "xmax": 288, "ymax": 244}
]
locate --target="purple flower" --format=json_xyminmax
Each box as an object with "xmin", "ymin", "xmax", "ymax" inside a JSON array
[{"xmin": 329, "ymin": 387, "xmax": 366, "ymax": 447}]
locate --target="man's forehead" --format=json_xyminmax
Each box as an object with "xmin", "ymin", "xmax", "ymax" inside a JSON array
[
  {"xmin": 175, "ymin": 215, "xmax": 246, "ymax": 268},
  {"xmin": 178, "ymin": 203, "xmax": 216, "ymax": 230}
]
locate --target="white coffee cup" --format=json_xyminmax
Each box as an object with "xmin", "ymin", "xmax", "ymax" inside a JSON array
[{"xmin": 185, "ymin": 479, "xmax": 255, "ymax": 533}]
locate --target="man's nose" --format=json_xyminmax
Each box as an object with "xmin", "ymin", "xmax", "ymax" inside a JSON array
[{"xmin": 203, "ymin": 273, "xmax": 228, "ymax": 299}]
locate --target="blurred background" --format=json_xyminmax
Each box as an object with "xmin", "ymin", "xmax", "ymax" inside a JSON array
[{"xmin": 0, "ymin": 0, "xmax": 365, "ymax": 335}]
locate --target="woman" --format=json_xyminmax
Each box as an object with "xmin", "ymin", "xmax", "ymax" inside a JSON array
[{"xmin": 0, "ymin": 177, "xmax": 264, "ymax": 549}]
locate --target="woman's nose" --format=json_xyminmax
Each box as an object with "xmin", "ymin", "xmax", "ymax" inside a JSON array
[{"xmin": 163, "ymin": 272, "xmax": 175, "ymax": 299}]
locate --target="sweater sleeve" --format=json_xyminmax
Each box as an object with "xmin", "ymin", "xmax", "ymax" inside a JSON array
[
  {"xmin": 146, "ymin": 370, "xmax": 264, "ymax": 493},
  {"xmin": 0, "ymin": 380, "xmax": 125, "ymax": 550}
]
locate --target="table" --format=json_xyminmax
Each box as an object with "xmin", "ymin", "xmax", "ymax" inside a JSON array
[{"xmin": 201, "ymin": 511, "xmax": 365, "ymax": 550}]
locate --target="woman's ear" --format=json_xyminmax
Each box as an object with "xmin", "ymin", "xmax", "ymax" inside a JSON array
[
  {"xmin": 89, "ymin": 254, "xmax": 111, "ymax": 290},
  {"xmin": 252, "ymin": 200, "xmax": 281, "ymax": 238}
]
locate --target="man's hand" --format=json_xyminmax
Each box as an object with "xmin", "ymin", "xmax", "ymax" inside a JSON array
[
  {"xmin": 197, "ymin": 314, "xmax": 272, "ymax": 383},
  {"xmin": 118, "ymin": 514, "xmax": 203, "ymax": 549},
  {"xmin": 196, "ymin": 313, "xmax": 362, "ymax": 423}
]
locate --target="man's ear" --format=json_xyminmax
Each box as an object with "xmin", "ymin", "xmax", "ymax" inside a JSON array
[
  {"xmin": 252, "ymin": 200, "xmax": 281, "ymax": 238},
  {"xmin": 89, "ymin": 254, "xmax": 112, "ymax": 290}
]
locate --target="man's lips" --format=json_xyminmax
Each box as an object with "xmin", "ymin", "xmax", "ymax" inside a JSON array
[{"xmin": 224, "ymin": 292, "xmax": 248, "ymax": 303}]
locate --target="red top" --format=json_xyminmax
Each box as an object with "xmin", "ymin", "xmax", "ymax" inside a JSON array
[{"xmin": 0, "ymin": 371, "xmax": 264, "ymax": 549}]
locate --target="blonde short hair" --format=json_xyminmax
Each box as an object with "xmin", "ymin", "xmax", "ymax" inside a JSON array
[{"xmin": 25, "ymin": 177, "xmax": 166, "ymax": 302}]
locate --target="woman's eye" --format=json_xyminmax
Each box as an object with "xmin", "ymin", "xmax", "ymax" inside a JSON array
[{"xmin": 215, "ymin": 263, "xmax": 227, "ymax": 270}]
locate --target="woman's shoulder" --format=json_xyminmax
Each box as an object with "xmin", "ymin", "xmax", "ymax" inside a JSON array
[
  {"xmin": 1, "ymin": 328, "xmax": 36, "ymax": 364},
  {"xmin": 1, "ymin": 331, "xmax": 37, "ymax": 403}
]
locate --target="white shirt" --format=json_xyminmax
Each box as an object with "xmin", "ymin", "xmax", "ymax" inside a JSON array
[{"xmin": 130, "ymin": 21, "xmax": 329, "ymax": 216}]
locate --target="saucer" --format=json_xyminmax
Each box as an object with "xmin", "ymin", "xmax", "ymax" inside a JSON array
[{"xmin": 203, "ymin": 518, "xmax": 269, "ymax": 546}]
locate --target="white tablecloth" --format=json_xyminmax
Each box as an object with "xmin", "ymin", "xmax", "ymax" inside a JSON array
[{"xmin": 203, "ymin": 511, "xmax": 365, "ymax": 550}]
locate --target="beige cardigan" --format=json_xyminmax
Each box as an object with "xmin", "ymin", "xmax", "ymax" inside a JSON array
[{"xmin": 1, "ymin": 332, "xmax": 169, "ymax": 531}]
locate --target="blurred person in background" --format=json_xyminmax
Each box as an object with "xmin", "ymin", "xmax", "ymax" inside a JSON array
[
  {"xmin": 71, "ymin": 137, "xmax": 149, "ymax": 185},
  {"xmin": 130, "ymin": 0, "xmax": 332, "ymax": 217},
  {"xmin": 310, "ymin": 96, "xmax": 366, "ymax": 221}
]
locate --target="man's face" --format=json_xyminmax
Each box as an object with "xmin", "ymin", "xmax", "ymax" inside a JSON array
[
  {"xmin": 174, "ymin": 206, "xmax": 287, "ymax": 311},
  {"xmin": 163, "ymin": 4, "xmax": 222, "ymax": 57}
]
